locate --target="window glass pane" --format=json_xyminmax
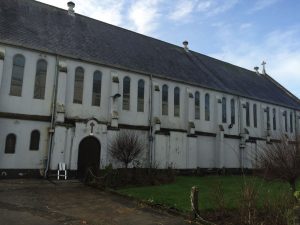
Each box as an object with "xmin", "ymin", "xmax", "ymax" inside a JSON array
[
  {"xmin": 5, "ymin": 134, "xmax": 16, "ymax": 154},
  {"xmin": 10, "ymin": 54, "xmax": 25, "ymax": 96},
  {"xmin": 230, "ymin": 99, "xmax": 235, "ymax": 124},
  {"xmin": 162, "ymin": 85, "xmax": 168, "ymax": 115},
  {"xmin": 222, "ymin": 97, "xmax": 226, "ymax": 123},
  {"xmin": 195, "ymin": 92, "xmax": 200, "ymax": 120},
  {"xmin": 290, "ymin": 112, "xmax": 293, "ymax": 133},
  {"xmin": 205, "ymin": 93, "xmax": 210, "ymax": 121},
  {"xmin": 273, "ymin": 108, "xmax": 276, "ymax": 130},
  {"xmin": 253, "ymin": 104, "xmax": 257, "ymax": 128},
  {"xmin": 266, "ymin": 107, "xmax": 270, "ymax": 130},
  {"xmin": 73, "ymin": 67, "xmax": 84, "ymax": 104},
  {"xmin": 34, "ymin": 59, "xmax": 47, "ymax": 99},
  {"xmin": 137, "ymin": 79, "xmax": 144, "ymax": 112},
  {"xmin": 284, "ymin": 111, "xmax": 288, "ymax": 132},
  {"xmin": 174, "ymin": 87, "xmax": 180, "ymax": 117},
  {"xmin": 122, "ymin": 76, "xmax": 130, "ymax": 110},
  {"xmin": 246, "ymin": 102, "xmax": 250, "ymax": 127},
  {"xmin": 29, "ymin": 130, "xmax": 40, "ymax": 150},
  {"xmin": 92, "ymin": 71, "xmax": 102, "ymax": 106}
]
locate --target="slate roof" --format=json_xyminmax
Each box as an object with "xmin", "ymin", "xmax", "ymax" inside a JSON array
[{"xmin": 0, "ymin": 0, "xmax": 299, "ymax": 109}]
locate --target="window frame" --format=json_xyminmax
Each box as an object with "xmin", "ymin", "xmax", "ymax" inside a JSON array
[
  {"xmin": 92, "ymin": 70, "xmax": 102, "ymax": 106},
  {"xmin": 205, "ymin": 93, "xmax": 210, "ymax": 121},
  {"xmin": 195, "ymin": 91, "xmax": 200, "ymax": 120},
  {"xmin": 73, "ymin": 67, "xmax": 84, "ymax": 104},
  {"xmin": 10, "ymin": 54, "xmax": 25, "ymax": 97},
  {"xmin": 174, "ymin": 87, "xmax": 180, "ymax": 117},
  {"xmin": 5, "ymin": 133, "xmax": 16, "ymax": 154},
  {"xmin": 222, "ymin": 97, "xmax": 227, "ymax": 123},
  {"xmin": 33, "ymin": 59, "xmax": 47, "ymax": 99},
  {"xmin": 29, "ymin": 130, "xmax": 40, "ymax": 151},
  {"xmin": 162, "ymin": 84, "xmax": 168, "ymax": 115},
  {"xmin": 122, "ymin": 76, "xmax": 131, "ymax": 110},
  {"xmin": 137, "ymin": 79, "xmax": 145, "ymax": 112}
]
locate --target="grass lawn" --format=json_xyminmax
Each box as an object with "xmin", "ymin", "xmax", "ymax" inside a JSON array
[{"xmin": 117, "ymin": 176, "xmax": 296, "ymax": 212}]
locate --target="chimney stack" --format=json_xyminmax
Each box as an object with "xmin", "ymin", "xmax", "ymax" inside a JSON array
[
  {"xmin": 183, "ymin": 41, "xmax": 189, "ymax": 52},
  {"xmin": 67, "ymin": 1, "xmax": 75, "ymax": 16},
  {"xmin": 254, "ymin": 66, "xmax": 260, "ymax": 75}
]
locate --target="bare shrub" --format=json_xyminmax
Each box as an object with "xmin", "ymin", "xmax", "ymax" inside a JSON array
[
  {"xmin": 239, "ymin": 183, "xmax": 258, "ymax": 225},
  {"xmin": 257, "ymin": 134, "xmax": 300, "ymax": 193},
  {"xmin": 108, "ymin": 130, "xmax": 144, "ymax": 168},
  {"xmin": 262, "ymin": 191, "xmax": 295, "ymax": 225}
]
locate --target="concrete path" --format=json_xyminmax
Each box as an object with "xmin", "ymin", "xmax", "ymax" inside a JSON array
[{"xmin": 0, "ymin": 179, "xmax": 192, "ymax": 225}]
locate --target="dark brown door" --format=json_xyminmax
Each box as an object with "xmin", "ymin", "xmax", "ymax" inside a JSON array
[{"xmin": 77, "ymin": 137, "xmax": 101, "ymax": 178}]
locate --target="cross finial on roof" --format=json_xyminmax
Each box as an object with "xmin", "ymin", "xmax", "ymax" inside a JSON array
[{"xmin": 261, "ymin": 61, "xmax": 266, "ymax": 75}]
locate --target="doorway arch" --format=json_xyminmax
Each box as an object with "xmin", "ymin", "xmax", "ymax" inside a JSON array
[{"xmin": 77, "ymin": 136, "xmax": 101, "ymax": 178}]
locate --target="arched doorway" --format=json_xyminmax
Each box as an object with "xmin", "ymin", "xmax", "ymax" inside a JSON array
[{"xmin": 77, "ymin": 136, "xmax": 101, "ymax": 178}]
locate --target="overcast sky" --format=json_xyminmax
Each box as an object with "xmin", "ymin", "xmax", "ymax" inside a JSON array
[{"xmin": 36, "ymin": 0, "xmax": 300, "ymax": 98}]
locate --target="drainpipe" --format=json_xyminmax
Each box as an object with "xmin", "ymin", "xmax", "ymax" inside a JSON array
[
  {"xmin": 44, "ymin": 55, "xmax": 59, "ymax": 178},
  {"xmin": 237, "ymin": 96, "xmax": 244, "ymax": 169},
  {"xmin": 148, "ymin": 74, "xmax": 153, "ymax": 167}
]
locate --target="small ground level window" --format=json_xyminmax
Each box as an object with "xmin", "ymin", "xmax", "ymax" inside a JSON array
[{"xmin": 5, "ymin": 133, "xmax": 16, "ymax": 154}]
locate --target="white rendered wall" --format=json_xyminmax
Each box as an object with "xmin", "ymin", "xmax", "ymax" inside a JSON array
[{"xmin": 0, "ymin": 118, "xmax": 49, "ymax": 169}]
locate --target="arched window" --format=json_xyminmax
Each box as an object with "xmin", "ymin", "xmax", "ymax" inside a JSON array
[
  {"xmin": 290, "ymin": 112, "xmax": 293, "ymax": 133},
  {"xmin": 272, "ymin": 108, "xmax": 276, "ymax": 130},
  {"xmin": 222, "ymin": 97, "xmax": 227, "ymax": 123},
  {"xmin": 245, "ymin": 102, "xmax": 250, "ymax": 127},
  {"xmin": 5, "ymin": 134, "xmax": 16, "ymax": 154},
  {"xmin": 284, "ymin": 111, "xmax": 288, "ymax": 132},
  {"xmin": 205, "ymin": 93, "xmax": 210, "ymax": 121},
  {"xmin": 122, "ymin": 76, "xmax": 130, "ymax": 110},
  {"xmin": 230, "ymin": 98, "xmax": 235, "ymax": 124},
  {"xmin": 34, "ymin": 59, "xmax": 47, "ymax": 99},
  {"xmin": 195, "ymin": 91, "xmax": 200, "ymax": 120},
  {"xmin": 137, "ymin": 79, "xmax": 145, "ymax": 112},
  {"xmin": 10, "ymin": 54, "xmax": 25, "ymax": 96},
  {"xmin": 162, "ymin": 85, "xmax": 168, "ymax": 115},
  {"xmin": 29, "ymin": 130, "xmax": 40, "ymax": 151},
  {"xmin": 73, "ymin": 67, "xmax": 84, "ymax": 104},
  {"xmin": 266, "ymin": 107, "xmax": 270, "ymax": 130},
  {"xmin": 92, "ymin": 70, "xmax": 102, "ymax": 106},
  {"xmin": 174, "ymin": 87, "xmax": 180, "ymax": 117},
  {"xmin": 253, "ymin": 104, "xmax": 257, "ymax": 128}
]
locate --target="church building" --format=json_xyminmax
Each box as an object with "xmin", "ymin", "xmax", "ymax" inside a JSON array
[{"xmin": 0, "ymin": 0, "xmax": 299, "ymax": 177}]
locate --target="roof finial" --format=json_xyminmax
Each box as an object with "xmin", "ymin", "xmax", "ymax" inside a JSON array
[
  {"xmin": 182, "ymin": 40, "xmax": 189, "ymax": 52},
  {"xmin": 261, "ymin": 61, "xmax": 266, "ymax": 75}
]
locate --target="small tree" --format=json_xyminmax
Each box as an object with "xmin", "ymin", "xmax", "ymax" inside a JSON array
[
  {"xmin": 257, "ymin": 134, "xmax": 300, "ymax": 192},
  {"xmin": 108, "ymin": 130, "xmax": 144, "ymax": 168}
]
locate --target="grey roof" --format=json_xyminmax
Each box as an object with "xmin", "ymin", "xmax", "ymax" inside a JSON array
[{"xmin": 0, "ymin": 0, "xmax": 299, "ymax": 109}]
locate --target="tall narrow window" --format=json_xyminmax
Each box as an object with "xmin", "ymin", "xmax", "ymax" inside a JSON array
[
  {"xmin": 29, "ymin": 130, "xmax": 40, "ymax": 151},
  {"xmin": 73, "ymin": 67, "xmax": 84, "ymax": 104},
  {"xmin": 253, "ymin": 104, "xmax": 257, "ymax": 128},
  {"xmin": 284, "ymin": 111, "xmax": 288, "ymax": 132},
  {"xmin": 174, "ymin": 87, "xmax": 180, "ymax": 117},
  {"xmin": 205, "ymin": 93, "xmax": 210, "ymax": 121},
  {"xmin": 10, "ymin": 54, "xmax": 25, "ymax": 96},
  {"xmin": 92, "ymin": 70, "xmax": 102, "ymax": 106},
  {"xmin": 162, "ymin": 85, "xmax": 168, "ymax": 115},
  {"xmin": 266, "ymin": 107, "xmax": 270, "ymax": 130},
  {"xmin": 195, "ymin": 91, "xmax": 200, "ymax": 120},
  {"xmin": 290, "ymin": 112, "xmax": 293, "ymax": 133},
  {"xmin": 272, "ymin": 108, "xmax": 276, "ymax": 130},
  {"xmin": 122, "ymin": 76, "xmax": 130, "ymax": 110},
  {"xmin": 137, "ymin": 79, "xmax": 145, "ymax": 112},
  {"xmin": 34, "ymin": 59, "xmax": 47, "ymax": 99},
  {"xmin": 230, "ymin": 98, "xmax": 235, "ymax": 124},
  {"xmin": 5, "ymin": 134, "xmax": 16, "ymax": 154},
  {"xmin": 245, "ymin": 102, "xmax": 250, "ymax": 127},
  {"xmin": 222, "ymin": 97, "xmax": 227, "ymax": 123}
]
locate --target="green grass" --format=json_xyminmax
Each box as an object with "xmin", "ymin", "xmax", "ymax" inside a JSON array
[{"xmin": 118, "ymin": 176, "xmax": 296, "ymax": 212}]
